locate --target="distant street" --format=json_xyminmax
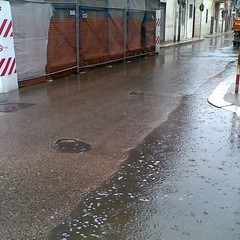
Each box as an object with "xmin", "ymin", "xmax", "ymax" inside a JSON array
[{"xmin": 0, "ymin": 33, "xmax": 239, "ymax": 240}]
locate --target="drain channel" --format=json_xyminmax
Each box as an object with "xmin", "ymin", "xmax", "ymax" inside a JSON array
[{"xmin": 52, "ymin": 139, "xmax": 92, "ymax": 153}]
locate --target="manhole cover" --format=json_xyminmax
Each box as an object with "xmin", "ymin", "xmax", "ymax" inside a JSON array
[
  {"xmin": 130, "ymin": 91, "xmax": 144, "ymax": 96},
  {"xmin": 52, "ymin": 139, "xmax": 92, "ymax": 153},
  {"xmin": 0, "ymin": 102, "xmax": 35, "ymax": 113}
]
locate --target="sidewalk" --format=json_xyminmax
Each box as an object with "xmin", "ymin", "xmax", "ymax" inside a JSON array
[
  {"xmin": 208, "ymin": 71, "xmax": 240, "ymax": 116},
  {"xmin": 160, "ymin": 36, "xmax": 204, "ymax": 48},
  {"xmin": 161, "ymin": 33, "xmax": 240, "ymax": 116}
]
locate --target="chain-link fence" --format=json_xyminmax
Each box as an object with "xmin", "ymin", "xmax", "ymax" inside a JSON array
[{"xmin": 11, "ymin": 2, "xmax": 156, "ymax": 83}]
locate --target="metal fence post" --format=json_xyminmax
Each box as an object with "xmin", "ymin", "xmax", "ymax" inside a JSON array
[
  {"xmin": 106, "ymin": 6, "xmax": 110, "ymax": 60},
  {"xmin": 123, "ymin": 7, "xmax": 127, "ymax": 61},
  {"xmin": 76, "ymin": 0, "xmax": 80, "ymax": 73}
]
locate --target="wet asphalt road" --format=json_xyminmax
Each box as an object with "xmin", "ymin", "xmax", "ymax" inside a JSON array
[
  {"xmin": 50, "ymin": 95, "xmax": 240, "ymax": 240},
  {"xmin": 0, "ymin": 33, "xmax": 240, "ymax": 240},
  {"xmin": 48, "ymin": 35, "xmax": 240, "ymax": 239}
]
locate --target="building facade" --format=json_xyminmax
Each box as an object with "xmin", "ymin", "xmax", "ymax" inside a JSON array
[{"xmin": 161, "ymin": 0, "xmax": 233, "ymax": 43}]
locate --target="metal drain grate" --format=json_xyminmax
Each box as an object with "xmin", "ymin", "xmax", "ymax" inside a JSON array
[
  {"xmin": 0, "ymin": 102, "xmax": 35, "ymax": 113},
  {"xmin": 52, "ymin": 139, "xmax": 92, "ymax": 153}
]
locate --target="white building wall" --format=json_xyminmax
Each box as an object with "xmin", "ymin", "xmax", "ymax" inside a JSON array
[
  {"xmin": 164, "ymin": 1, "xmax": 175, "ymax": 42},
  {"xmin": 195, "ymin": 0, "xmax": 214, "ymax": 37},
  {"xmin": 185, "ymin": 0, "xmax": 193, "ymax": 39},
  {"xmin": 161, "ymin": 0, "xmax": 220, "ymax": 42}
]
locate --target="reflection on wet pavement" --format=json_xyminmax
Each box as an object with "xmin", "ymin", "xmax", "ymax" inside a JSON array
[
  {"xmin": 49, "ymin": 91, "xmax": 240, "ymax": 239},
  {"xmin": 0, "ymin": 102, "xmax": 35, "ymax": 113}
]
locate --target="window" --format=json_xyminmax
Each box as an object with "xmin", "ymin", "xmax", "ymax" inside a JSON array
[
  {"xmin": 182, "ymin": 9, "xmax": 186, "ymax": 25},
  {"xmin": 189, "ymin": 4, "xmax": 193, "ymax": 18}
]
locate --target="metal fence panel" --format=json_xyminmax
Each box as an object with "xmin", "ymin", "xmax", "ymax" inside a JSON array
[
  {"xmin": 108, "ymin": 9, "xmax": 125, "ymax": 60},
  {"xmin": 127, "ymin": 10, "xmax": 155, "ymax": 56},
  {"xmin": 78, "ymin": 7, "xmax": 125, "ymax": 67},
  {"xmin": 10, "ymin": 2, "xmax": 156, "ymax": 82},
  {"xmin": 127, "ymin": 10, "xmax": 145, "ymax": 56},
  {"xmin": 79, "ymin": 7, "xmax": 109, "ymax": 66},
  {"xmin": 144, "ymin": 11, "xmax": 156, "ymax": 52},
  {"xmin": 47, "ymin": 3, "xmax": 77, "ymax": 74}
]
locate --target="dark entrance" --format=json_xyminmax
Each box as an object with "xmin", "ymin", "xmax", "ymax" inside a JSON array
[{"xmin": 160, "ymin": 2, "xmax": 166, "ymax": 42}]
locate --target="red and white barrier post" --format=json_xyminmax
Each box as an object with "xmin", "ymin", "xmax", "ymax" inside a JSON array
[
  {"xmin": 155, "ymin": 10, "xmax": 161, "ymax": 53},
  {"xmin": 0, "ymin": 1, "xmax": 18, "ymax": 93},
  {"xmin": 235, "ymin": 49, "xmax": 240, "ymax": 94}
]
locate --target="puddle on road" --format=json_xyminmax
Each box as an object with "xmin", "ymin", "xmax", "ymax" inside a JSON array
[
  {"xmin": 49, "ymin": 136, "xmax": 177, "ymax": 239},
  {"xmin": 48, "ymin": 92, "xmax": 240, "ymax": 240},
  {"xmin": 0, "ymin": 102, "xmax": 35, "ymax": 113},
  {"xmin": 52, "ymin": 139, "xmax": 92, "ymax": 153}
]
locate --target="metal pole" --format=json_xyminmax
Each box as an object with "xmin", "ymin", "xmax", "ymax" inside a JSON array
[
  {"xmin": 200, "ymin": 7, "xmax": 202, "ymax": 38},
  {"xmin": 192, "ymin": 0, "xmax": 196, "ymax": 38},
  {"xmin": 235, "ymin": 49, "xmax": 240, "ymax": 94},
  {"xmin": 177, "ymin": 0, "xmax": 182, "ymax": 42},
  {"xmin": 76, "ymin": 0, "xmax": 80, "ymax": 73},
  {"xmin": 185, "ymin": 0, "xmax": 188, "ymax": 38},
  {"xmin": 174, "ymin": 0, "xmax": 177, "ymax": 42},
  {"xmin": 123, "ymin": 7, "xmax": 127, "ymax": 61},
  {"xmin": 107, "ymin": 0, "xmax": 110, "ymax": 59}
]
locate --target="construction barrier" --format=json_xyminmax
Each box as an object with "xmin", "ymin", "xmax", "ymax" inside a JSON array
[
  {"xmin": 0, "ymin": 1, "xmax": 18, "ymax": 93},
  {"xmin": 47, "ymin": 18, "xmax": 77, "ymax": 73},
  {"xmin": 8, "ymin": 2, "xmax": 156, "ymax": 83}
]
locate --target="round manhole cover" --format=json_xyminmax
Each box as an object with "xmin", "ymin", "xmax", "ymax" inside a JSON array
[{"xmin": 52, "ymin": 139, "xmax": 92, "ymax": 153}]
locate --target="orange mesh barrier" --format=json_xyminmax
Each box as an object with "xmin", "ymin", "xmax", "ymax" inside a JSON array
[
  {"xmin": 46, "ymin": 9, "xmax": 155, "ymax": 73},
  {"xmin": 47, "ymin": 18, "xmax": 77, "ymax": 73},
  {"xmin": 14, "ymin": 3, "xmax": 156, "ymax": 85},
  {"xmin": 79, "ymin": 18, "xmax": 109, "ymax": 66},
  {"xmin": 145, "ymin": 21, "xmax": 155, "ymax": 52},
  {"xmin": 79, "ymin": 17, "xmax": 124, "ymax": 66},
  {"xmin": 108, "ymin": 18, "xmax": 124, "ymax": 60},
  {"xmin": 127, "ymin": 19, "xmax": 143, "ymax": 55}
]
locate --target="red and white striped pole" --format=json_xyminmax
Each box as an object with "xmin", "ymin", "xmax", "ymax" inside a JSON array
[
  {"xmin": 155, "ymin": 10, "xmax": 161, "ymax": 53},
  {"xmin": 0, "ymin": 1, "xmax": 18, "ymax": 93},
  {"xmin": 235, "ymin": 49, "xmax": 240, "ymax": 94}
]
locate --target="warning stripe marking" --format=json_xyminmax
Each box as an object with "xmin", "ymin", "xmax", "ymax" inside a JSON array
[
  {"xmin": 0, "ymin": 19, "xmax": 13, "ymax": 38},
  {"xmin": 155, "ymin": 36, "xmax": 160, "ymax": 45},
  {"xmin": 9, "ymin": 58, "xmax": 16, "ymax": 75},
  {"xmin": 0, "ymin": 19, "xmax": 7, "ymax": 36},
  {"xmin": 4, "ymin": 21, "xmax": 12, "ymax": 37},
  {"xmin": 156, "ymin": 18, "xmax": 161, "ymax": 27},
  {"xmin": 0, "ymin": 58, "xmax": 17, "ymax": 76}
]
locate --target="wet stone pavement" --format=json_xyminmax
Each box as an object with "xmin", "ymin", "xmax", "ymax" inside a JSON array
[
  {"xmin": 48, "ymin": 65, "xmax": 240, "ymax": 239},
  {"xmin": 1, "ymin": 33, "xmax": 240, "ymax": 240}
]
